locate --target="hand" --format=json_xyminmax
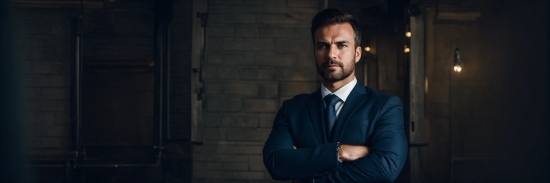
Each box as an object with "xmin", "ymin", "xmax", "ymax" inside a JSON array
[{"xmin": 338, "ymin": 145, "xmax": 369, "ymax": 162}]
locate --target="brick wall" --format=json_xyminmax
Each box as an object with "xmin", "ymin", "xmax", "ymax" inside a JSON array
[
  {"xmin": 192, "ymin": 0, "xmax": 321, "ymax": 182},
  {"xmin": 14, "ymin": 8, "xmax": 74, "ymax": 157},
  {"xmin": 14, "ymin": 4, "xmax": 159, "ymax": 181},
  {"xmin": 14, "ymin": 2, "xmax": 156, "ymax": 155}
]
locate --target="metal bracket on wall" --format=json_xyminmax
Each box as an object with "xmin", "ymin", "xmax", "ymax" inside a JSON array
[
  {"xmin": 195, "ymin": 12, "xmax": 208, "ymax": 101},
  {"xmin": 197, "ymin": 12, "xmax": 208, "ymax": 28}
]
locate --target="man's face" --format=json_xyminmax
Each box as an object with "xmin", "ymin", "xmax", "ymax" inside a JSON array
[{"xmin": 313, "ymin": 23, "xmax": 361, "ymax": 82}]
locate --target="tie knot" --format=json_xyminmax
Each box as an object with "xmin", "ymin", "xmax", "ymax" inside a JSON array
[{"xmin": 323, "ymin": 94, "xmax": 340, "ymax": 107}]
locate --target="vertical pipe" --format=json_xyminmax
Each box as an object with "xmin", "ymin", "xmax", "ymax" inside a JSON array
[
  {"xmin": 71, "ymin": 0, "xmax": 84, "ymax": 160},
  {"xmin": 153, "ymin": 0, "xmax": 171, "ymax": 152},
  {"xmin": 164, "ymin": 22, "xmax": 170, "ymax": 145},
  {"xmin": 70, "ymin": 4, "xmax": 83, "ymax": 181},
  {"xmin": 156, "ymin": 24, "xmax": 163, "ymax": 148},
  {"xmin": 76, "ymin": 14, "xmax": 82, "ymax": 156},
  {"xmin": 154, "ymin": 0, "xmax": 162, "ymax": 149},
  {"xmin": 160, "ymin": 22, "xmax": 169, "ymax": 148},
  {"xmin": 72, "ymin": 13, "xmax": 83, "ymax": 159}
]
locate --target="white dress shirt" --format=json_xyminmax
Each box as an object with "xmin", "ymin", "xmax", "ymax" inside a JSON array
[{"xmin": 321, "ymin": 77, "xmax": 358, "ymax": 119}]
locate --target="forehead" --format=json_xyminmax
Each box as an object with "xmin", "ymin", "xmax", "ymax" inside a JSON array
[{"xmin": 314, "ymin": 23, "xmax": 356, "ymax": 42}]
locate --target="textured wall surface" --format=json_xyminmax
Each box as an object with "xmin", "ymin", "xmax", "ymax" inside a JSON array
[
  {"xmin": 192, "ymin": 0, "xmax": 321, "ymax": 182},
  {"xmin": 14, "ymin": 8, "xmax": 74, "ymax": 157},
  {"xmin": 423, "ymin": 0, "xmax": 549, "ymax": 182}
]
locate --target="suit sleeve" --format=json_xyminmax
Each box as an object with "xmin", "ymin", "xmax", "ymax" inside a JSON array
[
  {"xmin": 317, "ymin": 96, "xmax": 408, "ymax": 183},
  {"xmin": 263, "ymin": 100, "xmax": 341, "ymax": 180}
]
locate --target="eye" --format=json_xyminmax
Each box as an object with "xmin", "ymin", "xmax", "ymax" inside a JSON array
[
  {"xmin": 317, "ymin": 44, "xmax": 328, "ymax": 49},
  {"xmin": 337, "ymin": 44, "xmax": 348, "ymax": 49}
]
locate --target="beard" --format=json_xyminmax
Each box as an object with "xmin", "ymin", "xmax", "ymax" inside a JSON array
[{"xmin": 316, "ymin": 58, "xmax": 355, "ymax": 82}]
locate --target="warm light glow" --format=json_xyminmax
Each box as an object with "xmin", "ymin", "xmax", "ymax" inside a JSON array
[
  {"xmin": 454, "ymin": 65, "xmax": 462, "ymax": 72},
  {"xmin": 364, "ymin": 46, "xmax": 371, "ymax": 52},
  {"xmin": 406, "ymin": 31, "xmax": 411, "ymax": 38},
  {"xmin": 404, "ymin": 46, "xmax": 410, "ymax": 53}
]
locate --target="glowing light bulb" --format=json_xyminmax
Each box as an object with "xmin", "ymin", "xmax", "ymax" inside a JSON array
[
  {"xmin": 454, "ymin": 65, "xmax": 462, "ymax": 72},
  {"xmin": 406, "ymin": 31, "xmax": 411, "ymax": 38},
  {"xmin": 404, "ymin": 46, "xmax": 410, "ymax": 53},
  {"xmin": 364, "ymin": 46, "xmax": 371, "ymax": 52}
]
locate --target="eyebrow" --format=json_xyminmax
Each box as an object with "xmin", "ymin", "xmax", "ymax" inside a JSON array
[
  {"xmin": 315, "ymin": 40, "xmax": 350, "ymax": 45},
  {"xmin": 335, "ymin": 41, "xmax": 350, "ymax": 44},
  {"xmin": 315, "ymin": 41, "xmax": 329, "ymax": 45}
]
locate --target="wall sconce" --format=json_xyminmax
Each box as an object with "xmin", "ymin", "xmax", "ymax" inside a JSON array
[
  {"xmin": 453, "ymin": 48, "xmax": 462, "ymax": 72},
  {"xmin": 404, "ymin": 45, "xmax": 410, "ymax": 53},
  {"xmin": 364, "ymin": 46, "xmax": 371, "ymax": 52},
  {"xmin": 363, "ymin": 40, "xmax": 375, "ymax": 59},
  {"xmin": 364, "ymin": 39, "xmax": 371, "ymax": 52}
]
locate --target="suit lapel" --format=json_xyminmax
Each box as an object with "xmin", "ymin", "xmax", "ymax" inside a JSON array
[
  {"xmin": 329, "ymin": 83, "xmax": 368, "ymax": 142},
  {"xmin": 306, "ymin": 90, "xmax": 326, "ymax": 144}
]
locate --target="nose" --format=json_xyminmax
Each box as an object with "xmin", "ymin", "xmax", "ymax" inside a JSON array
[{"xmin": 327, "ymin": 44, "xmax": 338, "ymax": 60}]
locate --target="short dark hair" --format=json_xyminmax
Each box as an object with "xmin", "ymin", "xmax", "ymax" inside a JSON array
[{"xmin": 310, "ymin": 8, "xmax": 362, "ymax": 47}]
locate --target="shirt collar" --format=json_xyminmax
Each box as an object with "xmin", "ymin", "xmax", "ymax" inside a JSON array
[{"xmin": 321, "ymin": 77, "xmax": 357, "ymax": 102}]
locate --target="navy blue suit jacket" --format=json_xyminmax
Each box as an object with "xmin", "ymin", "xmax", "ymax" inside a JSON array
[{"xmin": 263, "ymin": 82, "xmax": 408, "ymax": 182}]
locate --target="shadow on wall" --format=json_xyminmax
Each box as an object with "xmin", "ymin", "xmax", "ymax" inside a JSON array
[{"xmin": 0, "ymin": 0, "xmax": 31, "ymax": 182}]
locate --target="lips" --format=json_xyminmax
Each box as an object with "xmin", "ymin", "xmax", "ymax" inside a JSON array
[{"xmin": 324, "ymin": 63, "xmax": 341, "ymax": 69}]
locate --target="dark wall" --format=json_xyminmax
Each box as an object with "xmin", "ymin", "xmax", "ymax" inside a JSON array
[
  {"xmin": 14, "ymin": 7, "xmax": 74, "ymax": 157},
  {"xmin": 81, "ymin": 3, "xmax": 155, "ymax": 147},
  {"xmin": 192, "ymin": 0, "xmax": 322, "ymax": 182},
  {"xmin": 424, "ymin": 0, "xmax": 549, "ymax": 181},
  {"xmin": 1, "ymin": 0, "xmax": 31, "ymax": 182},
  {"xmin": 169, "ymin": 0, "xmax": 193, "ymax": 141},
  {"xmin": 12, "ymin": 1, "xmax": 180, "ymax": 182},
  {"xmin": 10, "ymin": 0, "xmax": 550, "ymax": 182}
]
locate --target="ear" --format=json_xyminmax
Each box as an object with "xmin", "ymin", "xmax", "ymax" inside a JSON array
[{"xmin": 355, "ymin": 46, "xmax": 362, "ymax": 63}]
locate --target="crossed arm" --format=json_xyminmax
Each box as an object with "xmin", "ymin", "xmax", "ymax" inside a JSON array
[
  {"xmin": 338, "ymin": 145, "xmax": 369, "ymax": 162},
  {"xmin": 293, "ymin": 145, "xmax": 369, "ymax": 162},
  {"xmin": 263, "ymin": 96, "xmax": 408, "ymax": 182}
]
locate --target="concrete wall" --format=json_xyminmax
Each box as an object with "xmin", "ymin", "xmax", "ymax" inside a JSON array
[{"xmin": 191, "ymin": 0, "xmax": 321, "ymax": 182}]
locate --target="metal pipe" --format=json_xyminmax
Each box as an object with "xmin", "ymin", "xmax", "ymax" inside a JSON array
[{"xmin": 71, "ymin": 11, "xmax": 83, "ymax": 160}]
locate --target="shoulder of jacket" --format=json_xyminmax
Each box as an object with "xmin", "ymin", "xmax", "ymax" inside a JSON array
[{"xmin": 365, "ymin": 86, "xmax": 399, "ymax": 102}]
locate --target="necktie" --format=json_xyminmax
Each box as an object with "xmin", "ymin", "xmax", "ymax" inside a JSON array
[{"xmin": 323, "ymin": 94, "xmax": 341, "ymax": 136}]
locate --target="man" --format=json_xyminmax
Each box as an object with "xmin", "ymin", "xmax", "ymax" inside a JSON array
[{"xmin": 263, "ymin": 9, "xmax": 407, "ymax": 182}]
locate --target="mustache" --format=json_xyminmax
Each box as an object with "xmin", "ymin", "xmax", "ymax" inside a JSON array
[{"xmin": 321, "ymin": 59, "xmax": 343, "ymax": 68}]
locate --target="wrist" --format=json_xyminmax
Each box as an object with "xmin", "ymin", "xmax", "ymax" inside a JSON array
[{"xmin": 336, "ymin": 142, "xmax": 343, "ymax": 163}]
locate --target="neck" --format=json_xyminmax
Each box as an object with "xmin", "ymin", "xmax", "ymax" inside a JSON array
[{"xmin": 322, "ymin": 75, "xmax": 355, "ymax": 92}]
